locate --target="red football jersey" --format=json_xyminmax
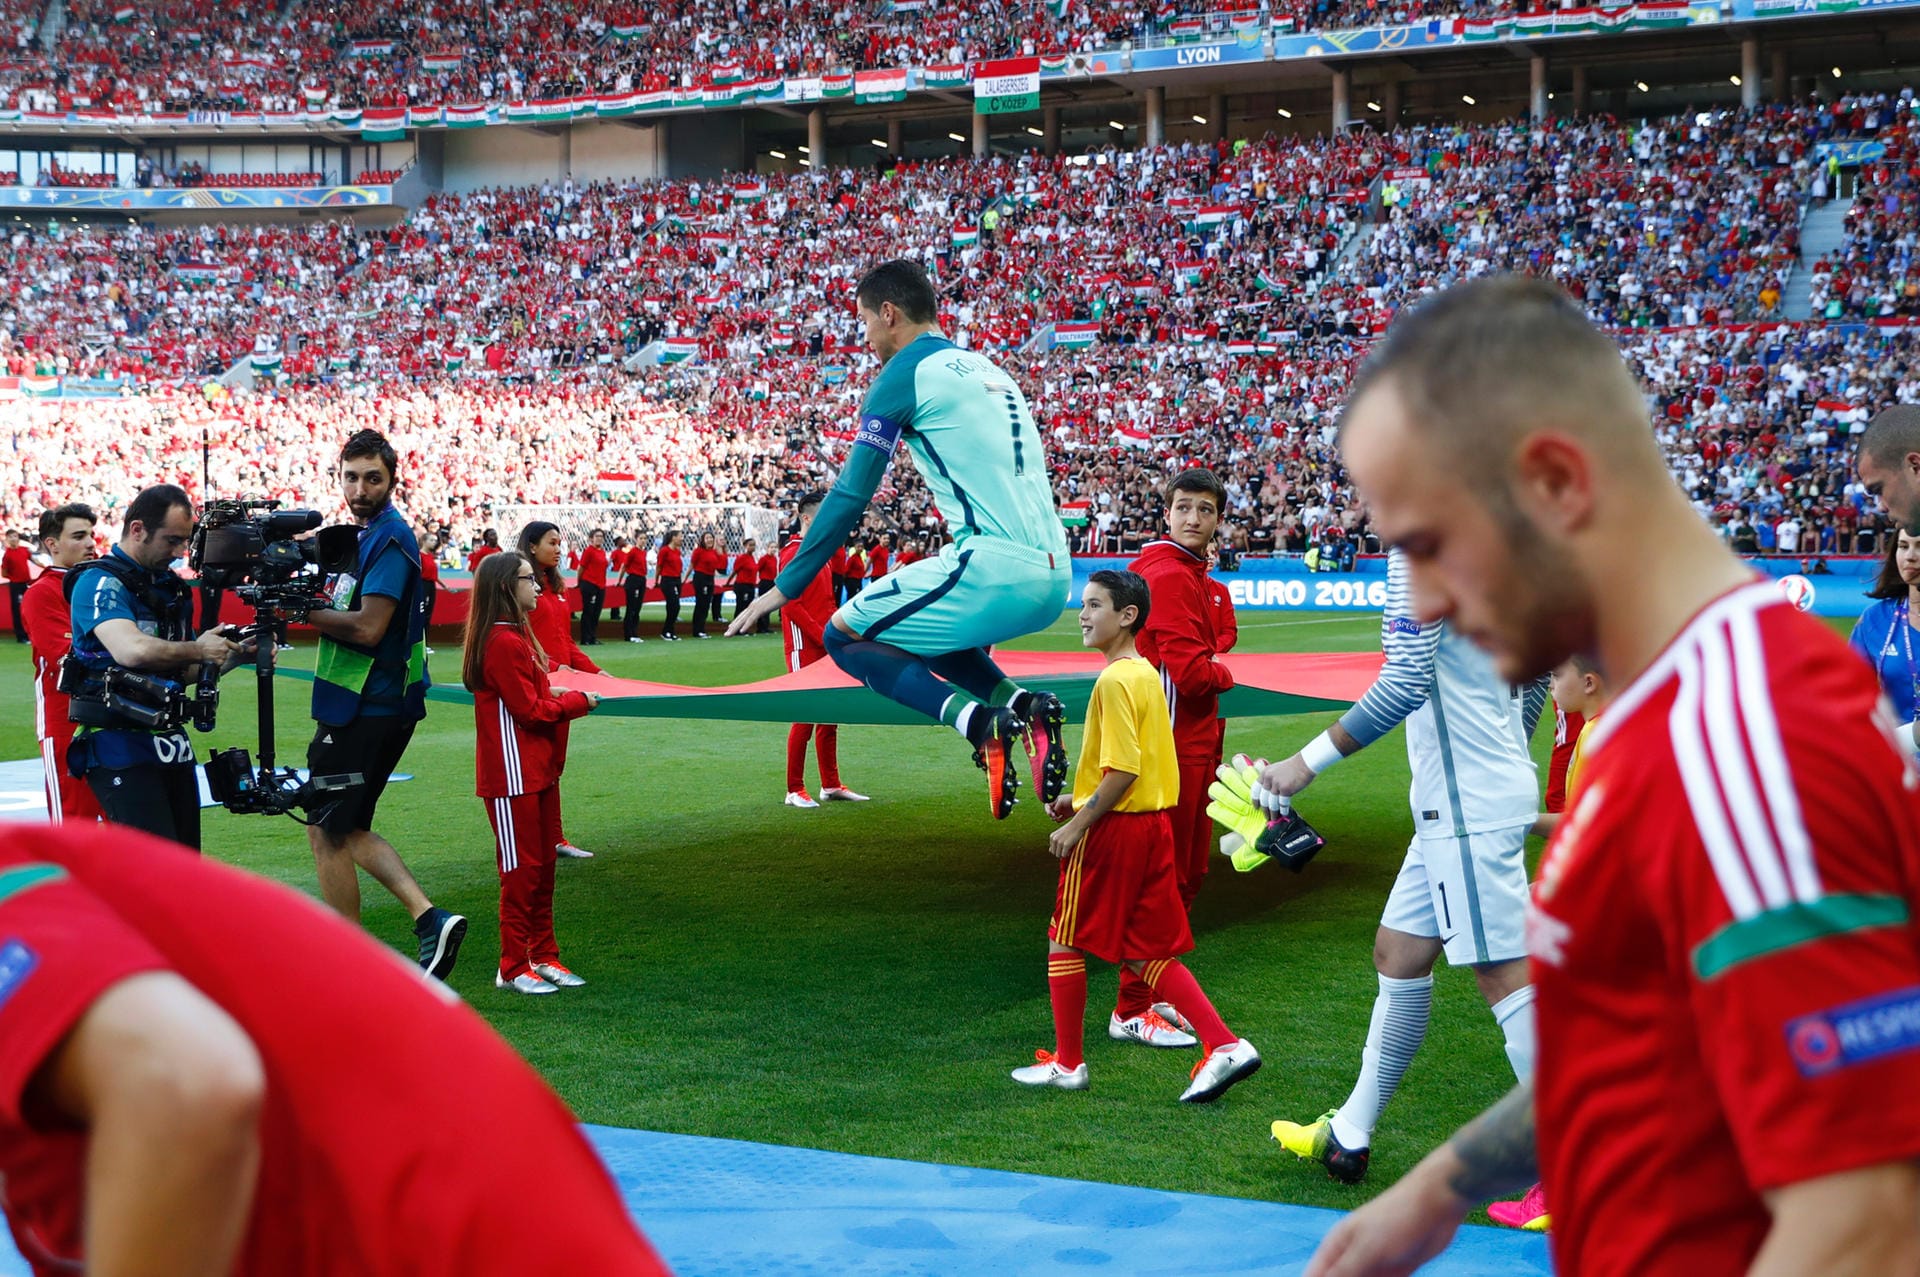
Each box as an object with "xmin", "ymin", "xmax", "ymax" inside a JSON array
[
  {"xmin": 0, "ymin": 825, "xmax": 667, "ymax": 1276},
  {"xmin": 778, "ymin": 536, "xmax": 836, "ymax": 655},
  {"xmin": 731, "ymin": 552, "xmax": 759, "ymax": 585},
  {"xmin": 655, "ymin": 545, "xmax": 682, "ymax": 578},
  {"xmin": 1128, "ymin": 540, "xmax": 1234, "ymax": 764},
  {"xmin": 22, "ymin": 569, "xmax": 71, "ymax": 743},
  {"xmin": 577, "ymin": 545, "xmax": 608, "ymax": 588},
  {"xmin": 472, "ymin": 624, "xmax": 594, "ymax": 798},
  {"xmin": 690, "ymin": 547, "xmax": 726, "ymax": 577},
  {"xmin": 1544, "ymin": 705, "xmax": 1587, "ymax": 814},
  {"xmin": 1531, "ymin": 582, "xmax": 1920, "ymax": 1277}
]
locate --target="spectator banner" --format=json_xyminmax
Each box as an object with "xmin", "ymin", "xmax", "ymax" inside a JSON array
[
  {"xmin": 784, "ymin": 77, "xmax": 822, "ymax": 102},
  {"xmin": 925, "ymin": 64, "xmax": 970, "ymax": 89},
  {"xmin": 1054, "ymin": 321, "xmax": 1100, "ymax": 349},
  {"xmin": 951, "ymin": 224, "xmax": 979, "ymax": 246},
  {"xmin": 421, "ymin": 53, "xmax": 462, "ymax": 71},
  {"xmin": 855, "ymin": 69, "xmax": 908, "ymax": 102},
  {"xmin": 1060, "ymin": 501, "xmax": 1091, "ymax": 528},
  {"xmin": 0, "ymin": 186, "xmax": 391, "ymax": 210},
  {"xmin": 598, "ymin": 473, "xmax": 639, "ymax": 497},
  {"xmin": 445, "ymin": 103, "xmax": 493, "ymax": 126},
  {"xmin": 659, "ymin": 339, "xmax": 700, "ymax": 364},
  {"xmin": 974, "ymin": 57, "xmax": 1040, "ymax": 114},
  {"xmin": 822, "ymin": 72, "xmax": 855, "ymax": 98},
  {"xmin": 1814, "ymin": 139, "xmax": 1888, "ymax": 164},
  {"xmin": 347, "ymin": 39, "xmax": 396, "ymax": 56},
  {"xmin": 362, "ymin": 107, "xmax": 408, "ymax": 141},
  {"xmin": 1039, "ymin": 53, "xmax": 1069, "ymax": 74}
]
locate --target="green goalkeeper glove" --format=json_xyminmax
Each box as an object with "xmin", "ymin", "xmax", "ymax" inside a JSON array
[{"xmin": 1209, "ymin": 754, "xmax": 1274, "ymax": 873}]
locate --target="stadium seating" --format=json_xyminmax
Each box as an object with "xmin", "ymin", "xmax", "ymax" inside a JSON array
[{"xmin": 0, "ymin": 96, "xmax": 1907, "ymax": 564}]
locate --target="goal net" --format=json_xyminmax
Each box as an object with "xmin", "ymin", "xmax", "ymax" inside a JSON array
[{"xmin": 488, "ymin": 503, "xmax": 785, "ymax": 561}]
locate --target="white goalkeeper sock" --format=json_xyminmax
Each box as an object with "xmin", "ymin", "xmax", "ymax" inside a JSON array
[
  {"xmin": 948, "ymin": 698, "xmax": 977, "ymax": 741},
  {"xmin": 1332, "ymin": 972, "xmax": 1433, "ymax": 1150},
  {"xmin": 1492, "ymin": 984, "xmax": 1537, "ymax": 1084}
]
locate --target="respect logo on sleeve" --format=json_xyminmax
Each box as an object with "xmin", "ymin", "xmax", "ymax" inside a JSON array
[
  {"xmin": 0, "ymin": 940, "xmax": 38, "ymax": 1012},
  {"xmin": 1786, "ymin": 984, "xmax": 1920, "ymax": 1076}
]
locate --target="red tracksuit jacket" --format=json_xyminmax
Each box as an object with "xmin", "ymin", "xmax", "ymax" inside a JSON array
[
  {"xmin": 529, "ymin": 589, "xmax": 601, "ymax": 674},
  {"xmin": 778, "ymin": 537, "xmax": 836, "ymax": 654},
  {"xmin": 24, "ymin": 568, "xmax": 74, "ymax": 740},
  {"xmin": 473, "ymin": 625, "xmax": 595, "ymax": 798},
  {"xmin": 1129, "ymin": 539, "xmax": 1236, "ymax": 764}
]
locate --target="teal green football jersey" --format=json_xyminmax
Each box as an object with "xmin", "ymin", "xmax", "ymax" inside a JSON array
[{"xmin": 857, "ymin": 333, "xmax": 1067, "ymax": 557}]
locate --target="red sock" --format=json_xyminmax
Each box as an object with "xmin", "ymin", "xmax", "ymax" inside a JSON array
[
  {"xmin": 1048, "ymin": 951, "xmax": 1088, "ymax": 1068},
  {"xmin": 1141, "ymin": 959, "xmax": 1233, "ymax": 1053},
  {"xmin": 1114, "ymin": 966, "xmax": 1155, "ymax": 1020},
  {"xmin": 786, "ymin": 724, "xmax": 811, "ymax": 792},
  {"xmin": 816, "ymin": 725, "xmax": 841, "ymax": 790}
]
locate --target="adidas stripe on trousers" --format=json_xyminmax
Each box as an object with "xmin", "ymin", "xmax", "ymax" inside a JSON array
[{"xmin": 485, "ymin": 785, "xmax": 562, "ymax": 979}]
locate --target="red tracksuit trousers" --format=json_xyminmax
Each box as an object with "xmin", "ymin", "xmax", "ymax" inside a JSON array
[{"xmin": 485, "ymin": 786, "xmax": 562, "ymax": 978}]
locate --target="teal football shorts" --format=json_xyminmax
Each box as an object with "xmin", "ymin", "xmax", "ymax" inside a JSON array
[{"xmin": 837, "ymin": 535, "xmax": 1071, "ymax": 656}]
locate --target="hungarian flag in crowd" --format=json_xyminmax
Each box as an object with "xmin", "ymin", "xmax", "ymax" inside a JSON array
[
  {"xmin": 1514, "ymin": 11, "xmax": 1555, "ymax": 34},
  {"xmin": 1054, "ymin": 321, "xmax": 1099, "ymax": 349},
  {"xmin": 1460, "ymin": 16, "xmax": 1513, "ymax": 39},
  {"xmin": 1039, "ymin": 54, "xmax": 1069, "ymax": 75},
  {"xmin": 445, "ymin": 103, "xmax": 491, "ymax": 127},
  {"xmin": 1631, "ymin": 0, "xmax": 1691, "ymax": 26},
  {"xmin": 1182, "ymin": 204, "xmax": 1240, "ymax": 230},
  {"xmin": 732, "ymin": 181, "xmax": 766, "ymax": 203},
  {"xmin": 250, "ymin": 350, "xmax": 282, "ymax": 374},
  {"xmin": 112, "ymin": 5, "xmax": 135, "ymax": 21},
  {"xmin": 925, "ymin": 64, "xmax": 970, "ymax": 88},
  {"xmin": 1173, "ymin": 261, "xmax": 1205, "ymax": 285},
  {"xmin": 951, "ymin": 224, "xmax": 979, "ymax": 247},
  {"xmin": 659, "ymin": 338, "xmax": 700, "ymax": 364},
  {"xmin": 1229, "ymin": 11, "xmax": 1261, "ymax": 29},
  {"xmin": 1046, "ymin": 0, "xmax": 1069, "ymax": 15},
  {"xmin": 822, "ymin": 72, "xmax": 855, "ymax": 98},
  {"xmin": 1180, "ymin": 327, "xmax": 1207, "ymax": 345},
  {"xmin": 1059, "ymin": 500, "xmax": 1091, "ymax": 527},
  {"xmin": 1115, "ymin": 422, "xmax": 1152, "ymax": 448},
  {"xmin": 1255, "ymin": 271, "xmax": 1287, "ymax": 294},
  {"xmin": 421, "ymin": 53, "xmax": 462, "ymax": 71},
  {"xmin": 1226, "ymin": 340, "xmax": 1257, "ymax": 356},
  {"xmin": 709, "ymin": 61, "xmax": 744, "ymax": 83},
  {"xmin": 303, "ymin": 85, "xmax": 329, "ymax": 107},
  {"xmin": 361, "ymin": 107, "xmax": 408, "ymax": 141},
  {"xmin": 598, "ymin": 472, "xmax": 640, "ymax": 497},
  {"xmin": 610, "ymin": 22, "xmax": 648, "ymax": 39},
  {"xmin": 855, "ymin": 68, "xmax": 907, "ymax": 102},
  {"xmin": 348, "ymin": 39, "xmax": 397, "ymax": 56},
  {"xmin": 172, "ymin": 262, "xmax": 222, "ymax": 283},
  {"xmin": 1166, "ymin": 16, "xmax": 1205, "ymax": 38}
]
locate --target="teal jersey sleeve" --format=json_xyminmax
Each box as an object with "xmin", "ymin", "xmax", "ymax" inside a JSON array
[{"xmin": 772, "ymin": 345, "xmax": 926, "ymax": 598}]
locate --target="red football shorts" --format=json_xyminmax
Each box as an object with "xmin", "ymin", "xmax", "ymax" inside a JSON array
[{"xmin": 1049, "ymin": 809, "xmax": 1193, "ymax": 964}]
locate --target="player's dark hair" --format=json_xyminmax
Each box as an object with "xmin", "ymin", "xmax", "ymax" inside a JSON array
[
  {"xmin": 1566, "ymin": 650, "xmax": 1601, "ymax": 678},
  {"xmin": 39, "ymin": 502, "xmax": 96, "ymax": 549},
  {"xmin": 482, "ymin": 528, "xmax": 498, "ymax": 547},
  {"xmin": 516, "ymin": 521, "xmax": 565, "ymax": 596},
  {"xmin": 1862, "ymin": 405, "xmax": 1920, "ymax": 468},
  {"xmin": 797, "ymin": 490, "xmax": 827, "ymax": 516},
  {"xmin": 341, "ymin": 428, "xmax": 400, "ymax": 477},
  {"xmin": 856, "ymin": 259, "xmax": 938, "ymax": 325},
  {"xmin": 1088, "ymin": 568, "xmax": 1150, "ymax": 633},
  {"xmin": 1869, "ymin": 527, "xmax": 1917, "ymax": 600},
  {"xmin": 124, "ymin": 484, "xmax": 191, "ymax": 541},
  {"xmin": 462, "ymin": 551, "xmax": 548, "ymax": 692},
  {"xmin": 1167, "ymin": 468, "xmax": 1227, "ymax": 513}
]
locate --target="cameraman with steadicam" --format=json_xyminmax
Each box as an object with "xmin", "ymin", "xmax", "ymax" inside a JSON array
[
  {"xmin": 65, "ymin": 484, "xmax": 249, "ymax": 849},
  {"xmin": 304, "ymin": 429, "xmax": 468, "ymax": 980}
]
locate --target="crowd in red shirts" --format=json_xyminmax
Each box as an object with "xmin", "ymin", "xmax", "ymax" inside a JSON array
[
  {"xmin": 0, "ymin": 0, "xmax": 1565, "ymax": 121},
  {"xmin": 0, "ymin": 96, "xmax": 1908, "ymax": 565}
]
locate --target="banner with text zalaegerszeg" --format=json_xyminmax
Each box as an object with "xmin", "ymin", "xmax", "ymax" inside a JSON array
[{"xmin": 974, "ymin": 57, "xmax": 1041, "ymax": 114}]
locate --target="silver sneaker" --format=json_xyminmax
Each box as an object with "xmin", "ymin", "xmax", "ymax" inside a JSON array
[
  {"xmin": 1109, "ymin": 1010, "xmax": 1197, "ymax": 1049},
  {"xmin": 555, "ymin": 842, "xmax": 595, "ymax": 859},
  {"xmin": 1179, "ymin": 1038, "xmax": 1262, "ymax": 1103},
  {"xmin": 496, "ymin": 970, "xmax": 559, "ymax": 995},
  {"xmin": 1010, "ymin": 1051, "xmax": 1089, "ymax": 1090},
  {"xmin": 532, "ymin": 962, "xmax": 586, "ymax": 987}
]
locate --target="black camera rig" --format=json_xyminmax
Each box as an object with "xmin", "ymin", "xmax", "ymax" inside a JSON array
[{"xmin": 187, "ymin": 499, "xmax": 367, "ymax": 823}]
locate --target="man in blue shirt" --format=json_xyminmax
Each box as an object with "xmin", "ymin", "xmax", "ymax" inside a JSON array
[
  {"xmin": 67, "ymin": 484, "xmax": 246, "ymax": 849},
  {"xmin": 305, "ymin": 430, "xmax": 466, "ymax": 980}
]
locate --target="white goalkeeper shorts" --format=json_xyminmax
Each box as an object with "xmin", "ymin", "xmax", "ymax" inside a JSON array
[{"xmin": 1380, "ymin": 823, "xmax": 1531, "ymax": 968}]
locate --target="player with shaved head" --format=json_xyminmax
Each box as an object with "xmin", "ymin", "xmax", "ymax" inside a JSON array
[{"xmin": 1306, "ymin": 276, "xmax": 1920, "ymax": 1277}]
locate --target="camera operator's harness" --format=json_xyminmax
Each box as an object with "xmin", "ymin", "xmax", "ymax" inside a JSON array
[{"xmin": 58, "ymin": 554, "xmax": 216, "ymax": 735}]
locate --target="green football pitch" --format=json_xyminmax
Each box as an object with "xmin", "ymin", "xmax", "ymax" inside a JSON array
[{"xmin": 4, "ymin": 608, "xmax": 1829, "ymax": 1216}]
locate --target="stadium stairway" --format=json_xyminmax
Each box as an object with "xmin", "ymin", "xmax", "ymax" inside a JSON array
[
  {"xmin": 37, "ymin": 0, "xmax": 65, "ymax": 50},
  {"xmin": 1783, "ymin": 197, "xmax": 1853, "ymax": 320},
  {"xmin": 0, "ymin": 1125, "xmax": 1554, "ymax": 1275}
]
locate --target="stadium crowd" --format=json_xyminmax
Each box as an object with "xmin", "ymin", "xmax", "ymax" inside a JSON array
[
  {"xmin": 3, "ymin": 0, "xmax": 1709, "ymax": 122},
  {"xmin": 1, "ymin": 95, "xmax": 1911, "ymax": 563}
]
